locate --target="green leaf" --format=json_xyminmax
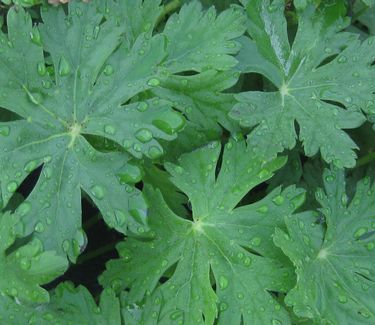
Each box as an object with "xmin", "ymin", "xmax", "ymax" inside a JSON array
[
  {"xmin": 152, "ymin": 70, "xmax": 241, "ymax": 133},
  {"xmin": 101, "ymin": 139, "xmax": 306, "ymax": 324},
  {"xmin": 143, "ymin": 163, "xmax": 188, "ymax": 217},
  {"xmin": 0, "ymin": 211, "xmax": 67, "ymax": 304},
  {"xmin": 0, "ymin": 0, "xmax": 247, "ymax": 260},
  {"xmin": 105, "ymin": 0, "xmax": 163, "ymax": 49},
  {"xmin": 0, "ymin": 283, "xmax": 120, "ymax": 325},
  {"xmin": 266, "ymin": 147, "xmax": 303, "ymax": 192},
  {"xmin": 0, "ymin": 2, "xmax": 181, "ymax": 260},
  {"xmin": 230, "ymin": 0, "xmax": 375, "ymax": 167},
  {"xmin": 274, "ymin": 168, "xmax": 375, "ymax": 324},
  {"xmin": 161, "ymin": 1, "xmax": 246, "ymax": 73},
  {"xmin": 362, "ymin": 0, "xmax": 375, "ymax": 7},
  {"xmin": 357, "ymin": 3, "xmax": 375, "ymax": 35}
]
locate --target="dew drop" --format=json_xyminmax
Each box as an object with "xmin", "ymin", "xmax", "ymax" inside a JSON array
[
  {"xmin": 7, "ymin": 181, "xmax": 18, "ymax": 193},
  {"xmin": 43, "ymin": 166, "xmax": 52, "ymax": 179},
  {"xmin": 20, "ymin": 257, "xmax": 31, "ymax": 270},
  {"xmin": 152, "ymin": 111, "xmax": 185, "ymax": 135},
  {"xmin": 133, "ymin": 143, "xmax": 141, "ymax": 152},
  {"xmin": 111, "ymin": 279, "xmax": 123, "ymax": 291},
  {"xmin": 148, "ymin": 146, "xmax": 163, "ymax": 159},
  {"xmin": 30, "ymin": 29, "xmax": 42, "ymax": 46},
  {"xmin": 93, "ymin": 25, "xmax": 100, "ymax": 39},
  {"xmin": 243, "ymin": 256, "xmax": 252, "ymax": 266},
  {"xmin": 24, "ymin": 160, "xmax": 38, "ymax": 173},
  {"xmin": 220, "ymin": 302, "xmax": 228, "ymax": 311},
  {"xmin": 272, "ymin": 195, "xmax": 284, "ymax": 206},
  {"xmin": 62, "ymin": 240, "xmax": 70, "ymax": 252},
  {"xmin": 170, "ymin": 310, "xmax": 183, "ymax": 320},
  {"xmin": 174, "ymin": 166, "xmax": 184, "ymax": 174},
  {"xmin": 251, "ymin": 237, "xmax": 261, "ymax": 247},
  {"xmin": 0, "ymin": 125, "xmax": 10, "ymax": 136},
  {"xmin": 354, "ymin": 227, "xmax": 367, "ymax": 239},
  {"xmin": 324, "ymin": 47, "xmax": 332, "ymax": 53},
  {"xmin": 137, "ymin": 226, "xmax": 145, "ymax": 233},
  {"xmin": 37, "ymin": 62, "xmax": 46, "ymax": 76},
  {"xmin": 366, "ymin": 242, "xmax": 375, "ymax": 251},
  {"xmin": 90, "ymin": 185, "xmax": 105, "ymax": 199},
  {"xmin": 117, "ymin": 167, "xmax": 142, "ymax": 185},
  {"xmin": 104, "ymin": 124, "xmax": 116, "ymax": 135},
  {"xmin": 104, "ymin": 64, "xmax": 114, "ymax": 76},
  {"xmin": 122, "ymin": 139, "xmax": 132, "ymax": 149},
  {"xmin": 218, "ymin": 275, "xmax": 229, "ymax": 289},
  {"xmin": 34, "ymin": 221, "xmax": 45, "ymax": 233},
  {"xmin": 257, "ymin": 205, "xmax": 268, "ymax": 213},
  {"xmin": 135, "ymin": 128, "xmax": 153, "ymax": 143},
  {"xmin": 257, "ymin": 169, "xmax": 270, "ymax": 179},
  {"xmin": 58, "ymin": 57, "xmax": 71, "ymax": 77},
  {"xmin": 147, "ymin": 78, "xmax": 161, "ymax": 87},
  {"xmin": 137, "ymin": 102, "xmax": 149, "ymax": 112}
]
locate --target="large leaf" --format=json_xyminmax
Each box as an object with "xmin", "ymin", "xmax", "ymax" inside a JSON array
[
  {"xmin": 230, "ymin": 0, "xmax": 375, "ymax": 167},
  {"xmin": 0, "ymin": 0, "xmax": 245, "ymax": 260},
  {"xmin": 274, "ymin": 168, "xmax": 375, "ymax": 324},
  {"xmin": 101, "ymin": 139, "xmax": 306, "ymax": 324}
]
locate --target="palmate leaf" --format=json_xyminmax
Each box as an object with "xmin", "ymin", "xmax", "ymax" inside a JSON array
[
  {"xmin": 0, "ymin": 211, "xmax": 67, "ymax": 304},
  {"xmin": 153, "ymin": 70, "xmax": 242, "ymax": 159},
  {"xmin": 274, "ymin": 168, "xmax": 375, "ymax": 324},
  {"xmin": 0, "ymin": 0, "xmax": 245, "ymax": 261},
  {"xmin": 230, "ymin": 0, "xmax": 375, "ymax": 168},
  {"xmin": 101, "ymin": 139, "xmax": 306, "ymax": 324},
  {"xmin": 0, "ymin": 283, "xmax": 120, "ymax": 325}
]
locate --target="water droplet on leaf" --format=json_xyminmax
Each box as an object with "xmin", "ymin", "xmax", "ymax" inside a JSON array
[
  {"xmin": 218, "ymin": 275, "xmax": 229, "ymax": 289},
  {"xmin": 58, "ymin": 57, "xmax": 71, "ymax": 76},
  {"xmin": 90, "ymin": 185, "xmax": 105, "ymax": 199},
  {"xmin": 104, "ymin": 125, "xmax": 116, "ymax": 135},
  {"xmin": 104, "ymin": 64, "xmax": 114, "ymax": 76},
  {"xmin": 135, "ymin": 128, "xmax": 153, "ymax": 143},
  {"xmin": 0, "ymin": 125, "xmax": 10, "ymax": 136},
  {"xmin": 147, "ymin": 78, "xmax": 161, "ymax": 87},
  {"xmin": 152, "ymin": 111, "xmax": 185, "ymax": 135},
  {"xmin": 7, "ymin": 181, "xmax": 18, "ymax": 193}
]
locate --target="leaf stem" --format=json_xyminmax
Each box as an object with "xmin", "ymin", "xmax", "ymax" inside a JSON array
[
  {"xmin": 157, "ymin": 0, "xmax": 182, "ymax": 25},
  {"xmin": 77, "ymin": 241, "xmax": 118, "ymax": 265},
  {"xmin": 355, "ymin": 152, "xmax": 375, "ymax": 168}
]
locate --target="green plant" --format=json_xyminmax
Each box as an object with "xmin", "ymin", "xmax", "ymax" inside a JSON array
[{"xmin": 0, "ymin": 0, "xmax": 375, "ymax": 324}]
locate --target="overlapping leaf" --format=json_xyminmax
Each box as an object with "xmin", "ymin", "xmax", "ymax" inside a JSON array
[
  {"xmin": 0, "ymin": 0, "xmax": 245, "ymax": 261},
  {"xmin": 101, "ymin": 139, "xmax": 306, "ymax": 324},
  {"xmin": 274, "ymin": 168, "xmax": 375, "ymax": 324},
  {"xmin": 230, "ymin": 0, "xmax": 375, "ymax": 167},
  {"xmin": 0, "ymin": 211, "xmax": 67, "ymax": 304},
  {"xmin": 0, "ymin": 283, "xmax": 120, "ymax": 325}
]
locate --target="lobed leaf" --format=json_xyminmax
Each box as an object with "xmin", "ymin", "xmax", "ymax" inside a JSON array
[
  {"xmin": 274, "ymin": 168, "xmax": 375, "ymax": 324},
  {"xmin": 101, "ymin": 139, "xmax": 306, "ymax": 324},
  {"xmin": 231, "ymin": 0, "xmax": 375, "ymax": 167}
]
